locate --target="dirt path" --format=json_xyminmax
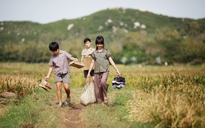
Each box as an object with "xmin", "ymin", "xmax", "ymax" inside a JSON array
[
  {"xmin": 62, "ymin": 103, "xmax": 85, "ymax": 128},
  {"xmin": 61, "ymin": 88, "xmax": 86, "ymax": 128},
  {"xmin": 59, "ymin": 87, "xmax": 117, "ymax": 128}
]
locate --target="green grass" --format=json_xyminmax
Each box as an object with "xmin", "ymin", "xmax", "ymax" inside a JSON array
[
  {"xmin": 81, "ymin": 89, "xmax": 154, "ymax": 128},
  {"xmin": 0, "ymin": 98, "xmax": 38, "ymax": 128},
  {"xmin": 0, "ymin": 87, "xmax": 67, "ymax": 128}
]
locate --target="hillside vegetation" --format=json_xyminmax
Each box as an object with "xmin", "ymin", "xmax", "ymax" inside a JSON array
[{"xmin": 0, "ymin": 8, "xmax": 205, "ymax": 64}]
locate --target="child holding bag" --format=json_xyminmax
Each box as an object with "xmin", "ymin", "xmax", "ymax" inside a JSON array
[{"xmin": 81, "ymin": 38, "xmax": 95, "ymax": 82}]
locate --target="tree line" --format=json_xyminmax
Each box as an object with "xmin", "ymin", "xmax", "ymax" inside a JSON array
[{"xmin": 1, "ymin": 27, "xmax": 204, "ymax": 65}]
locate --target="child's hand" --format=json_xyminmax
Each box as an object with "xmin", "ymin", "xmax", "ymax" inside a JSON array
[
  {"xmin": 70, "ymin": 57, "xmax": 78, "ymax": 62},
  {"xmin": 74, "ymin": 58, "xmax": 78, "ymax": 61},
  {"xmin": 87, "ymin": 74, "xmax": 91, "ymax": 78},
  {"xmin": 86, "ymin": 77, "xmax": 90, "ymax": 85},
  {"xmin": 44, "ymin": 76, "xmax": 49, "ymax": 81},
  {"xmin": 116, "ymin": 70, "xmax": 121, "ymax": 76},
  {"xmin": 86, "ymin": 74, "xmax": 90, "ymax": 85}
]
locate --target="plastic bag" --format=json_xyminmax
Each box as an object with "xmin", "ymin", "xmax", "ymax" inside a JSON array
[{"xmin": 80, "ymin": 82, "xmax": 96, "ymax": 105}]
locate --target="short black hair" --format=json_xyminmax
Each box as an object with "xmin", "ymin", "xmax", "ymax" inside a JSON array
[
  {"xmin": 84, "ymin": 38, "xmax": 91, "ymax": 44},
  {"xmin": 49, "ymin": 42, "xmax": 59, "ymax": 51}
]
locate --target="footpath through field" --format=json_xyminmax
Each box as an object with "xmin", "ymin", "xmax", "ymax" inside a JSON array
[{"xmin": 61, "ymin": 88, "xmax": 86, "ymax": 128}]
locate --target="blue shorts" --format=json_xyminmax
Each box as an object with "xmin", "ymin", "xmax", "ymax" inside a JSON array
[{"xmin": 55, "ymin": 73, "xmax": 70, "ymax": 84}]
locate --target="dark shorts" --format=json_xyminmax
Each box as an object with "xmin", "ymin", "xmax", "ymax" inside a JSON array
[
  {"xmin": 55, "ymin": 73, "xmax": 70, "ymax": 84},
  {"xmin": 84, "ymin": 70, "xmax": 94, "ymax": 78}
]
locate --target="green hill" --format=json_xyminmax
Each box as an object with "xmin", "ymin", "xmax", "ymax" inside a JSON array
[{"xmin": 0, "ymin": 8, "xmax": 205, "ymax": 64}]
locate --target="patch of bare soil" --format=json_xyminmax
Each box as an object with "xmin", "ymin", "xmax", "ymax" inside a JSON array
[
  {"xmin": 59, "ymin": 87, "xmax": 119, "ymax": 128},
  {"xmin": 61, "ymin": 88, "xmax": 86, "ymax": 128},
  {"xmin": 62, "ymin": 103, "xmax": 85, "ymax": 128}
]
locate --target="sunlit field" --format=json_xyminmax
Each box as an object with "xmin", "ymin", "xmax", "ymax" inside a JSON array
[{"xmin": 0, "ymin": 62, "xmax": 205, "ymax": 128}]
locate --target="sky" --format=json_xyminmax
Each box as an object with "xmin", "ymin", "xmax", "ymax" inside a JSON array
[{"xmin": 0, "ymin": 0, "xmax": 205, "ymax": 24}]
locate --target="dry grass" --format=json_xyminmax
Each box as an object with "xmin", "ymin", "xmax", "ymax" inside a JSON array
[
  {"xmin": 0, "ymin": 75, "xmax": 38, "ymax": 97},
  {"xmin": 127, "ymin": 72, "xmax": 205, "ymax": 128}
]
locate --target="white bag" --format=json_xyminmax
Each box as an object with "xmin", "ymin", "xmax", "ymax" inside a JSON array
[{"xmin": 80, "ymin": 82, "xmax": 96, "ymax": 105}]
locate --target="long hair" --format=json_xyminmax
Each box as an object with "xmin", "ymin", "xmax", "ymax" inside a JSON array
[{"xmin": 95, "ymin": 35, "xmax": 104, "ymax": 50}]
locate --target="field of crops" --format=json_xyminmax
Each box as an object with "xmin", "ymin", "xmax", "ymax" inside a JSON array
[{"xmin": 0, "ymin": 62, "xmax": 205, "ymax": 128}]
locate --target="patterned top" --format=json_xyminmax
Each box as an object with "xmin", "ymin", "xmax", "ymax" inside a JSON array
[
  {"xmin": 49, "ymin": 50, "xmax": 72, "ymax": 75},
  {"xmin": 81, "ymin": 48, "xmax": 95, "ymax": 70},
  {"xmin": 91, "ymin": 49, "xmax": 111, "ymax": 73}
]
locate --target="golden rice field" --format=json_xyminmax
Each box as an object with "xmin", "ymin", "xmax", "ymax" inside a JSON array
[{"xmin": 0, "ymin": 62, "xmax": 205, "ymax": 128}]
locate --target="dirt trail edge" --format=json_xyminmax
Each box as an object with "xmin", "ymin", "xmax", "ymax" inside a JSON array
[
  {"xmin": 61, "ymin": 88, "xmax": 86, "ymax": 128},
  {"xmin": 63, "ymin": 103, "xmax": 85, "ymax": 128}
]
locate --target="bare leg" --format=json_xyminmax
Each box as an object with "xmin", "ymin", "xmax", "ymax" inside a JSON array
[
  {"xmin": 56, "ymin": 82, "xmax": 62, "ymax": 105},
  {"xmin": 63, "ymin": 83, "xmax": 70, "ymax": 101}
]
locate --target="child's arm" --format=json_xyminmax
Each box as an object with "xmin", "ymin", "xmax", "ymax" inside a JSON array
[
  {"xmin": 81, "ymin": 55, "xmax": 84, "ymax": 64},
  {"xmin": 108, "ymin": 57, "xmax": 121, "ymax": 76},
  {"xmin": 69, "ymin": 57, "xmax": 78, "ymax": 61},
  {"xmin": 86, "ymin": 59, "xmax": 95, "ymax": 84},
  {"xmin": 87, "ymin": 59, "xmax": 95, "ymax": 77},
  {"xmin": 45, "ymin": 66, "xmax": 54, "ymax": 81}
]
